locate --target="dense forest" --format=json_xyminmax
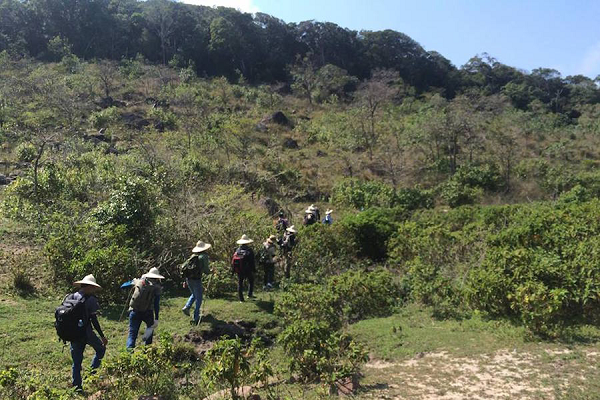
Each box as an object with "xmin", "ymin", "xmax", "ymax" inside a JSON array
[
  {"xmin": 1, "ymin": 0, "xmax": 600, "ymax": 110},
  {"xmin": 1, "ymin": 1, "xmax": 600, "ymax": 399}
]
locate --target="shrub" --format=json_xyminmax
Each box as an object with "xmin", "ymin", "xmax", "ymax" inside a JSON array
[
  {"xmin": 276, "ymin": 269, "xmax": 400, "ymax": 329},
  {"xmin": 440, "ymin": 179, "xmax": 482, "ymax": 207},
  {"xmin": 89, "ymin": 106, "xmax": 119, "ymax": 129},
  {"xmin": 341, "ymin": 208, "xmax": 402, "ymax": 261},
  {"xmin": 88, "ymin": 334, "xmax": 184, "ymax": 400},
  {"xmin": 292, "ymin": 223, "xmax": 356, "ymax": 280},
  {"xmin": 203, "ymin": 338, "xmax": 251, "ymax": 400},
  {"xmin": 93, "ymin": 176, "xmax": 158, "ymax": 245},
  {"xmin": 278, "ymin": 320, "xmax": 367, "ymax": 383},
  {"xmin": 15, "ymin": 142, "xmax": 37, "ymax": 163}
]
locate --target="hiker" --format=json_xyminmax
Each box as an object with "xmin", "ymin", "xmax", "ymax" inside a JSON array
[
  {"xmin": 280, "ymin": 225, "xmax": 297, "ymax": 279},
  {"xmin": 62, "ymin": 274, "xmax": 108, "ymax": 391},
  {"xmin": 303, "ymin": 207, "xmax": 317, "ymax": 226},
  {"xmin": 275, "ymin": 210, "xmax": 289, "ymax": 233},
  {"xmin": 231, "ymin": 234, "xmax": 256, "ymax": 302},
  {"xmin": 310, "ymin": 204, "xmax": 321, "ymax": 221},
  {"xmin": 126, "ymin": 267, "xmax": 163, "ymax": 349},
  {"xmin": 181, "ymin": 240, "xmax": 212, "ymax": 324},
  {"xmin": 260, "ymin": 235, "xmax": 277, "ymax": 289},
  {"xmin": 323, "ymin": 209, "xmax": 334, "ymax": 225}
]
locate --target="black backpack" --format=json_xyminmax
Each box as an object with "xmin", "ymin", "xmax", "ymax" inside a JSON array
[{"xmin": 55, "ymin": 293, "xmax": 88, "ymax": 343}]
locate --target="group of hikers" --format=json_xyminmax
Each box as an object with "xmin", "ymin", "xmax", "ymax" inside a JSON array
[{"xmin": 55, "ymin": 206, "xmax": 333, "ymax": 391}]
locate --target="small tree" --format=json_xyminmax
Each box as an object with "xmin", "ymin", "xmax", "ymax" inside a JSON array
[{"xmin": 352, "ymin": 69, "xmax": 400, "ymax": 160}]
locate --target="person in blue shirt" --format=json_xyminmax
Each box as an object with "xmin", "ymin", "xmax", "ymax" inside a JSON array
[
  {"xmin": 70, "ymin": 274, "xmax": 108, "ymax": 392},
  {"xmin": 323, "ymin": 209, "xmax": 334, "ymax": 225},
  {"xmin": 126, "ymin": 267, "xmax": 163, "ymax": 349}
]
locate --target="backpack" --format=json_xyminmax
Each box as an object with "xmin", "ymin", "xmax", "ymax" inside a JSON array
[
  {"xmin": 55, "ymin": 293, "xmax": 87, "ymax": 343},
  {"xmin": 129, "ymin": 279, "xmax": 156, "ymax": 312},
  {"xmin": 181, "ymin": 255, "xmax": 201, "ymax": 279},
  {"xmin": 276, "ymin": 218, "xmax": 288, "ymax": 232},
  {"xmin": 257, "ymin": 246, "xmax": 270, "ymax": 265},
  {"xmin": 231, "ymin": 248, "xmax": 250, "ymax": 274}
]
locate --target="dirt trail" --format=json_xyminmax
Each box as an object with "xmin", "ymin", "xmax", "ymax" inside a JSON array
[{"xmin": 362, "ymin": 349, "xmax": 600, "ymax": 400}]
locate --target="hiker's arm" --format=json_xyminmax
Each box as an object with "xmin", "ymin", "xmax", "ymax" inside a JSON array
[
  {"xmin": 154, "ymin": 294, "xmax": 160, "ymax": 320},
  {"xmin": 90, "ymin": 314, "xmax": 106, "ymax": 340}
]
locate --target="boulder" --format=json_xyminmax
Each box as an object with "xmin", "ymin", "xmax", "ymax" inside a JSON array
[
  {"xmin": 283, "ymin": 137, "xmax": 299, "ymax": 149},
  {"xmin": 0, "ymin": 174, "xmax": 7, "ymax": 185},
  {"xmin": 255, "ymin": 122, "xmax": 268, "ymax": 132},
  {"xmin": 271, "ymin": 111, "xmax": 289, "ymax": 126}
]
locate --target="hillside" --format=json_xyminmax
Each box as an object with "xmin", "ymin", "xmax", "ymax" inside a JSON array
[{"xmin": 1, "ymin": 2, "xmax": 600, "ymax": 399}]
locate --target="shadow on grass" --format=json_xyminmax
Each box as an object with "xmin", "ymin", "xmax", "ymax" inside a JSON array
[{"xmin": 255, "ymin": 299, "xmax": 274, "ymax": 314}]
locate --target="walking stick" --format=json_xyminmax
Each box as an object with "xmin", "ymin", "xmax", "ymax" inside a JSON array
[
  {"xmin": 198, "ymin": 272, "xmax": 214, "ymax": 326},
  {"xmin": 119, "ymin": 287, "xmax": 134, "ymax": 322}
]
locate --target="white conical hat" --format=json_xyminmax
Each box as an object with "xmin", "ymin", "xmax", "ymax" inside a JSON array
[
  {"xmin": 286, "ymin": 225, "xmax": 297, "ymax": 233},
  {"xmin": 192, "ymin": 240, "xmax": 212, "ymax": 253},
  {"xmin": 236, "ymin": 234, "xmax": 254, "ymax": 245},
  {"xmin": 326, "ymin": 209, "xmax": 333, "ymax": 215},
  {"xmin": 74, "ymin": 274, "xmax": 101, "ymax": 288},
  {"xmin": 143, "ymin": 267, "xmax": 164, "ymax": 280}
]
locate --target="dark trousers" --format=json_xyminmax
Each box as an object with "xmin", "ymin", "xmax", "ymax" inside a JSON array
[
  {"xmin": 237, "ymin": 271, "xmax": 254, "ymax": 301},
  {"xmin": 70, "ymin": 332, "xmax": 105, "ymax": 389},
  {"xmin": 264, "ymin": 262, "xmax": 275, "ymax": 286}
]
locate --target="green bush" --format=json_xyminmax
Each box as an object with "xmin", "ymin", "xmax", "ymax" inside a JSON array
[
  {"xmin": 93, "ymin": 176, "xmax": 158, "ymax": 244},
  {"xmin": 278, "ymin": 319, "xmax": 367, "ymax": 383},
  {"xmin": 292, "ymin": 223, "xmax": 356, "ymax": 280},
  {"xmin": 276, "ymin": 269, "xmax": 400, "ymax": 329},
  {"xmin": 341, "ymin": 207, "xmax": 402, "ymax": 261},
  {"xmin": 89, "ymin": 106, "xmax": 119, "ymax": 129}
]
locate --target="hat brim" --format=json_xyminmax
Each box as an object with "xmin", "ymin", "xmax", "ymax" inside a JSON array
[
  {"xmin": 143, "ymin": 273, "xmax": 165, "ymax": 279},
  {"xmin": 305, "ymin": 210, "xmax": 313, "ymax": 213},
  {"xmin": 74, "ymin": 280, "xmax": 101, "ymax": 288},
  {"xmin": 236, "ymin": 239, "xmax": 254, "ymax": 245},
  {"xmin": 192, "ymin": 244, "xmax": 212, "ymax": 253},
  {"xmin": 286, "ymin": 228, "xmax": 297, "ymax": 233}
]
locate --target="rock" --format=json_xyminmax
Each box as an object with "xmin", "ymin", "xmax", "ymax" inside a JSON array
[
  {"xmin": 247, "ymin": 395, "xmax": 261, "ymax": 400},
  {"xmin": 96, "ymin": 97, "xmax": 125, "ymax": 108},
  {"xmin": 255, "ymin": 122, "xmax": 268, "ymax": 132},
  {"xmin": 260, "ymin": 197, "xmax": 280, "ymax": 216},
  {"xmin": 0, "ymin": 174, "xmax": 7, "ymax": 185},
  {"xmin": 122, "ymin": 113, "xmax": 150, "ymax": 130},
  {"xmin": 283, "ymin": 137, "xmax": 299, "ymax": 149},
  {"xmin": 334, "ymin": 374, "xmax": 360, "ymax": 396},
  {"xmin": 316, "ymin": 150, "xmax": 327, "ymax": 157},
  {"xmin": 271, "ymin": 111, "xmax": 289, "ymax": 126}
]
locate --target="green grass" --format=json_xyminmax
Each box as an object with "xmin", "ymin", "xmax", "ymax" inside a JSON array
[{"xmin": 2, "ymin": 293, "xmax": 600, "ymax": 399}]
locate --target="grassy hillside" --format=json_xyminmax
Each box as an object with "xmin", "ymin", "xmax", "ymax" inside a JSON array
[{"xmin": 1, "ymin": 55, "xmax": 600, "ymax": 399}]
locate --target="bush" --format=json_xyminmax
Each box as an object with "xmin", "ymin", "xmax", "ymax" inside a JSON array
[
  {"xmin": 89, "ymin": 107, "xmax": 119, "ymax": 129},
  {"xmin": 278, "ymin": 320, "xmax": 367, "ymax": 383},
  {"xmin": 88, "ymin": 334, "xmax": 184, "ymax": 400},
  {"xmin": 292, "ymin": 223, "xmax": 357, "ymax": 280},
  {"xmin": 276, "ymin": 269, "xmax": 400, "ymax": 329},
  {"xmin": 15, "ymin": 142, "xmax": 37, "ymax": 163},
  {"xmin": 341, "ymin": 208, "xmax": 402, "ymax": 261}
]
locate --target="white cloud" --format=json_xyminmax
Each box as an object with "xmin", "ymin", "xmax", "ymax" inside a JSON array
[
  {"xmin": 578, "ymin": 41, "xmax": 600, "ymax": 78},
  {"xmin": 179, "ymin": 0, "xmax": 260, "ymax": 13}
]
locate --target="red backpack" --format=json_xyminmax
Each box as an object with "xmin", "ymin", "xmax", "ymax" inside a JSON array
[{"xmin": 231, "ymin": 248, "xmax": 249, "ymax": 274}]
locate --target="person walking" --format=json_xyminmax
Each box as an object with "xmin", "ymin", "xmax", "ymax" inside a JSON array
[
  {"xmin": 181, "ymin": 240, "xmax": 212, "ymax": 325},
  {"xmin": 260, "ymin": 235, "xmax": 277, "ymax": 289},
  {"xmin": 67, "ymin": 274, "xmax": 108, "ymax": 392},
  {"xmin": 303, "ymin": 208, "xmax": 317, "ymax": 226},
  {"xmin": 275, "ymin": 211, "xmax": 289, "ymax": 233},
  {"xmin": 280, "ymin": 225, "xmax": 297, "ymax": 279},
  {"xmin": 323, "ymin": 209, "xmax": 334, "ymax": 225},
  {"xmin": 231, "ymin": 234, "xmax": 256, "ymax": 302},
  {"xmin": 126, "ymin": 267, "xmax": 163, "ymax": 349}
]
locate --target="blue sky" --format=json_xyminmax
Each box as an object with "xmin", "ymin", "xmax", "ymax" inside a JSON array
[{"xmin": 182, "ymin": 0, "xmax": 600, "ymax": 79}]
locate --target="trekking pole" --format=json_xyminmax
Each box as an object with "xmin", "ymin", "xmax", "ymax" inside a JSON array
[
  {"xmin": 198, "ymin": 273, "xmax": 214, "ymax": 326},
  {"xmin": 119, "ymin": 288, "xmax": 134, "ymax": 322}
]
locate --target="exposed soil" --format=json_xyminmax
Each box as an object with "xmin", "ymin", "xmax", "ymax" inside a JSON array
[
  {"xmin": 362, "ymin": 349, "xmax": 600, "ymax": 400},
  {"xmin": 179, "ymin": 318, "xmax": 257, "ymax": 353}
]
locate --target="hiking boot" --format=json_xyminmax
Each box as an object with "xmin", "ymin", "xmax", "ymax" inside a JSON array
[{"xmin": 181, "ymin": 307, "xmax": 190, "ymax": 316}]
